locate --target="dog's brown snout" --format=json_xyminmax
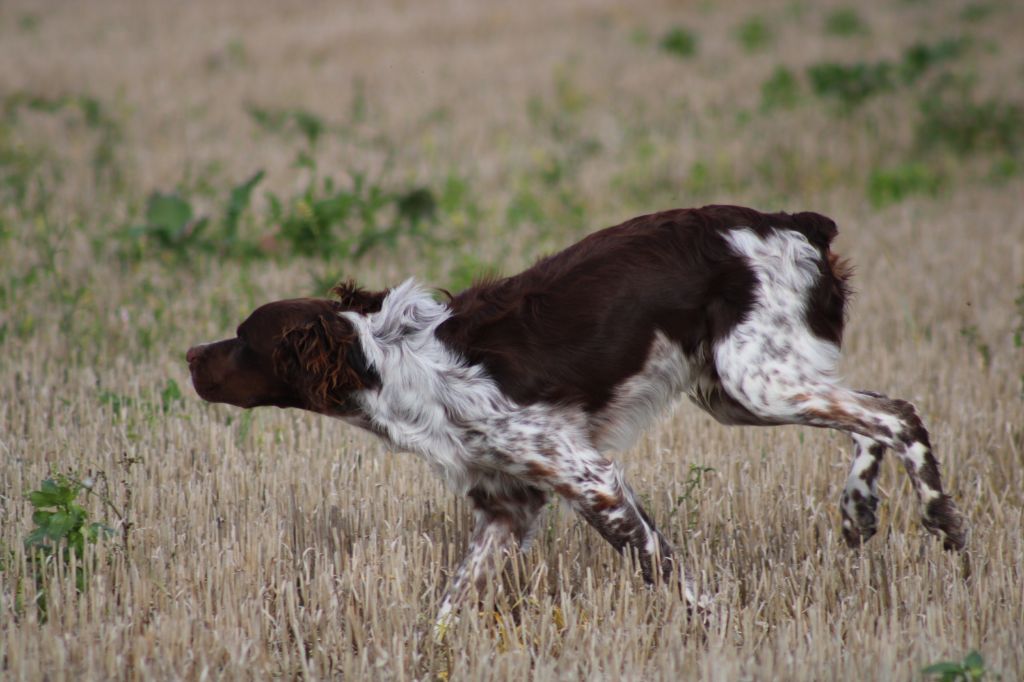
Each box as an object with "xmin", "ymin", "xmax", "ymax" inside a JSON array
[{"xmin": 186, "ymin": 345, "xmax": 203, "ymax": 365}]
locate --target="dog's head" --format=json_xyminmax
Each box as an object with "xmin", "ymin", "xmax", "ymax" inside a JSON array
[{"xmin": 186, "ymin": 282, "xmax": 385, "ymax": 414}]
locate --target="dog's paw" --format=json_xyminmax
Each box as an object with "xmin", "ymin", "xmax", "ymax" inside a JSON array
[{"xmin": 433, "ymin": 603, "xmax": 459, "ymax": 644}]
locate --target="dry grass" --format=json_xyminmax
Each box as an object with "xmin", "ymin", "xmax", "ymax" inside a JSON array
[{"xmin": 1, "ymin": 0, "xmax": 1023, "ymax": 679}]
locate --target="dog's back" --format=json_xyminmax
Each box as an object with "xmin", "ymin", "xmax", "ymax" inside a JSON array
[{"xmin": 438, "ymin": 205, "xmax": 850, "ymax": 411}]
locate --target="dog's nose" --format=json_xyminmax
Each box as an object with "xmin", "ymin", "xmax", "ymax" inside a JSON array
[{"xmin": 186, "ymin": 345, "xmax": 203, "ymax": 365}]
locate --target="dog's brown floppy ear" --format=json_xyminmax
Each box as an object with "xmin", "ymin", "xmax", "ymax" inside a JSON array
[
  {"xmin": 330, "ymin": 279, "xmax": 388, "ymax": 314},
  {"xmin": 273, "ymin": 314, "xmax": 379, "ymax": 411}
]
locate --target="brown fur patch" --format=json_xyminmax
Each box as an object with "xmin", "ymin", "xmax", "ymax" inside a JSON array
[
  {"xmin": 273, "ymin": 314, "xmax": 369, "ymax": 410},
  {"xmin": 828, "ymin": 250, "xmax": 854, "ymax": 286},
  {"xmin": 330, "ymin": 280, "xmax": 388, "ymax": 314},
  {"xmin": 591, "ymin": 490, "xmax": 623, "ymax": 512},
  {"xmin": 525, "ymin": 461, "xmax": 556, "ymax": 480},
  {"xmin": 553, "ymin": 483, "xmax": 578, "ymax": 499}
]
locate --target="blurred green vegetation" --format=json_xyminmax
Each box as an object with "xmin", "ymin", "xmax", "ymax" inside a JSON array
[
  {"xmin": 824, "ymin": 8, "xmax": 869, "ymax": 37},
  {"xmin": 735, "ymin": 16, "xmax": 775, "ymax": 52},
  {"xmin": 659, "ymin": 26, "xmax": 698, "ymax": 59},
  {"xmin": 0, "ymin": 5, "xmax": 1019, "ymax": 356}
]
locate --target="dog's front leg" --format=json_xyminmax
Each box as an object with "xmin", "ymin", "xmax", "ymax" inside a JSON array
[
  {"xmin": 565, "ymin": 459, "xmax": 679, "ymax": 587},
  {"xmin": 435, "ymin": 482, "xmax": 547, "ymax": 634},
  {"xmin": 516, "ymin": 443, "xmax": 698, "ymax": 605}
]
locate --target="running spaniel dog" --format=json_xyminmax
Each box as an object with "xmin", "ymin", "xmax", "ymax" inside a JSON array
[{"xmin": 187, "ymin": 205, "xmax": 967, "ymax": 618}]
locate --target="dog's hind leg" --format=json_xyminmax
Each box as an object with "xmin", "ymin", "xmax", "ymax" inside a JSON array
[
  {"xmin": 841, "ymin": 433, "xmax": 885, "ymax": 547},
  {"xmin": 714, "ymin": 352, "xmax": 968, "ymax": 550},
  {"xmin": 794, "ymin": 389, "xmax": 968, "ymax": 551},
  {"xmin": 708, "ymin": 231, "xmax": 968, "ymax": 550}
]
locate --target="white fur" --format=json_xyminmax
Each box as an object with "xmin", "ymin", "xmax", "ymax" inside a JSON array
[
  {"xmin": 341, "ymin": 279, "xmax": 604, "ymax": 496},
  {"xmin": 340, "ymin": 279, "xmax": 685, "ymax": 617},
  {"xmin": 342, "ymin": 279, "xmax": 503, "ymax": 492},
  {"xmin": 714, "ymin": 228, "xmax": 841, "ymax": 417},
  {"xmin": 844, "ymin": 435, "xmax": 881, "ymax": 501},
  {"xmin": 591, "ymin": 331, "xmax": 695, "ymax": 452}
]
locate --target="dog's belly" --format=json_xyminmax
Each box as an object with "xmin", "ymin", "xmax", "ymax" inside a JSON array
[{"xmin": 588, "ymin": 331, "xmax": 697, "ymax": 453}]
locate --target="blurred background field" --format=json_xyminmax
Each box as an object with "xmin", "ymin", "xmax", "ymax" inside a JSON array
[{"xmin": 1, "ymin": 0, "xmax": 1022, "ymax": 679}]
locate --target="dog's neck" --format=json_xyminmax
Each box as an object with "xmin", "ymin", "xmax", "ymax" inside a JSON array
[{"xmin": 337, "ymin": 280, "xmax": 501, "ymax": 491}]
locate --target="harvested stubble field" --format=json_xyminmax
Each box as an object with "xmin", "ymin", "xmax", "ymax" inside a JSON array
[{"xmin": 1, "ymin": 0, "xmax": 1023, "ymax": 679}]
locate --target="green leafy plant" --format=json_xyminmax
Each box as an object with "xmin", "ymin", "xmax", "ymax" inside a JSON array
[
  {"xmin": 824, "ymin": 8, "xmax": 868, "ymax": 37},
  {"xmin": 247, "ymin": 105, "xmax": 327, "ymax": 150},
  {"xmin": 807, "ymin": 61, "xmax": 893, "ymax": 109},
  {"xmin": 120, "ymin": 169, "xmax": 268, "ymax": 262},
  {"xmin": 25, "ymin": 476, "xmax": 111, "ymax": 565},
  {"xmin": 99, "ymin": 380, "xmax": 186, "ymax": 430},
  {"xmin": 122, "ymin": 156, "xmax": 444, "ymax": 264},
  {"xmin": 673, "ymin": 464, "xmax": 715, "ymax": 530},
  {"xmin": 959, "ymin": 3, "xmax": 994, "ymax": 23},
  {"xmin": 922, "ymin": 650, "xmax": 993, "ymax": 681},
  {"xmin": 900, "ymin": 38, "xmax": 968, "ymax": 84},
  {"xmin": 222, "ymin": 170, "xmax": 266, "ymax": 253},
  {"xmin": 18, "ymin": 13, "xmax": 41, "ymax": 32},
  {"xmin": 988, "ymin": 156, "xmax": 1020, "ymax": 182},
  {"xmin": 98, "ymin": 389, "xmax": 135, "ymax": 415},
  {"xmin": 160, "ymin": 378, "xmax": 184, "ymax": 413},
  {"xmin": 916, "ymin": 84, "xmax": 1023, "ymax": 157},
  {"xmin": 761, "ymin": 66, "xmax": 801, "ymax": 110},
  {"xmin": 234, "ymin": 410, "xmax": 254, "ymax": 446},
  {"xmin": 125, "ymin": 191, "xmax": 209, "ymax": 258},
  {"xmin": 807, "ymin": 38, "xmax": 967, "ymax": 110},
  {"xmin": 736, "ymin": 17, "xmax": 774, "ymax": 52},
  {"xmin": 23, "ymin": 474, "xmax": 113, "ymax": 615},
  {"xmin": 867, "ymin": 162, "xmax": 944, "ymax": 208},
  {"xmin": 267, "ymin": 158, "xmax": 441, "ymax": 260},
  {"xmin": 121, "ymin": 85, "xmax": 458, "ymax": 265},
  {"xmin": 660, "ymin": 26, "xmax": 698, "ymax": 59}
]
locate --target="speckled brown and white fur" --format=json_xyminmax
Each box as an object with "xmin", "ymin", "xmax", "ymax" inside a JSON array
[
  {"xmin": 186, "ymin": 205, "xmax": 968, "ymax": 629},
  {"xmin": 711, "ymin": 229, "xmax": 965, "ymax": 550},
  {"xmin": 342, "ymin": 281, "xmax": 692, "ymax": 624},
  {"xmin": 341, "ymin": 224, "xmax": 964, "ymax": 624}
]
